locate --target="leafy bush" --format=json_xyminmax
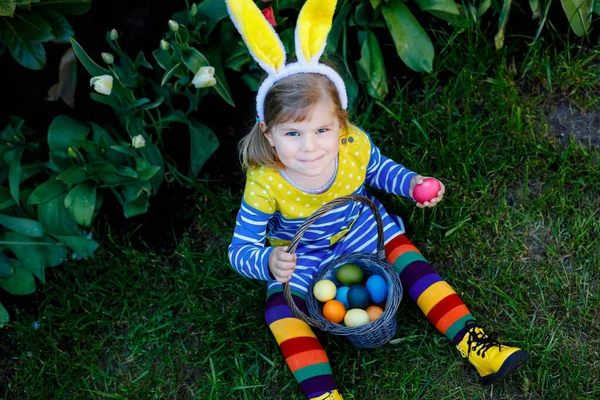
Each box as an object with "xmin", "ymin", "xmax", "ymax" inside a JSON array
[
  {"xmin": 0, "ymin": 0, "xmax": 91, "ymax": 70},
  {"xmin": 70, "ymin": 17, "xmax": 233, "ymax": 180},
  {"xmin": 0, "ymin": 116, "xmax": 103, "ymax": 326}
]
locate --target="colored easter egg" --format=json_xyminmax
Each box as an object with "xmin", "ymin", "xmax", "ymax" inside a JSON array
[
  {"xmin": 366, "ymin": 305, "xmax": 384, "ymax": 321},
  {"xmin": 413, "ymin": 178, "xmax": 441, "ymax": 204},
  {"xmin": 334, "ymin": 286, "xmax": 350, "ymax": 309},
  {"xmin": 313, "ymin": 280, "xmax": 337, "ymax": 302},
  {"xmin": 366, "ymin": 275, "xmax": 388, "ymax": 303},
  {"xmin": 323, "ymin": 300, "xmax": 346, "ymax": 323},
  {"xmin": 347, "ymin": 285, "xmax": 369, "ymax": 309},
  {"xmin": 344, "ymin": 308, "xmax": 370, "ymax": 327},
  {"xmin": 336, "ymin": 264, "xmax": 364, "ymax": 286}
]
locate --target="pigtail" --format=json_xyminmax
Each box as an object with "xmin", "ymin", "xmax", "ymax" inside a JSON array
[{"xmin": 238, "ymin": 121, "xmax": 280, "ymax": 171}]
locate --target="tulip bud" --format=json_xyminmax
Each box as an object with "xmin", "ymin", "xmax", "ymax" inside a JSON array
[
  {"xmin": 190, "ymin": 3, "xmax": 197, "ymax": 17},
  {"xmin": 160, "ymin": 40, "xmax": 170, "ymax": 51},
  {"xmin": 90, "ymin": 75, "xmax": 114, "ymax": 95},
  {"xmin": 168, "ymin": 20, "xmax": 179, "ymax": 32},
  {"xmin": 131, "ymin": 135, "xmax": 146, "ymax": 149},
  {"xmin": 101, "ymin": 52, "xmax": 114, "ymax": 64},
  {"xmin": 68, "ymin": 147, "xmax": 78, "ymax": 158},
  {"xmin": 110, "ymin": 29, "xmax": 119, "ymax": 40},
  {"xmin": 191, "ymin": 66, "xmax": 217, "ymax": 89}
]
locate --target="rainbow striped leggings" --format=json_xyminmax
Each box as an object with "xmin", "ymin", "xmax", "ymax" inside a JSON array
[{"xmin": 264, "ymin": 234, "xmax": 474, "ymax": 399}]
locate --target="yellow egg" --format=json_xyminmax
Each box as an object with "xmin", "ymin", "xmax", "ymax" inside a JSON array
[
  {"xmin": 313, "ymin": 280, "xmax": 337, "ymax": 302},
  {"xmin": 344, "ymin": 308, "xmax": 370, "ymax": 327}
]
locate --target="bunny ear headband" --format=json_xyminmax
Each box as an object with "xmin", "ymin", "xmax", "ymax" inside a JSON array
[{"xmin": 225, "ymin": 0, "xmax": 348, "ymax": 122}]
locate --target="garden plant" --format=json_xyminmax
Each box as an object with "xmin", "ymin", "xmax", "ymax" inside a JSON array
[{"xmin": 0, "ymin": 0, "xmax": 599, "ymax": 399}]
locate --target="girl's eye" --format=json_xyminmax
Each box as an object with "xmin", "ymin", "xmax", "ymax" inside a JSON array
[
  {"xmin": 317, "ymin": 128, "xmax": 328, "ymax": 134},
  {"xmin": 285, "ymin": 131, "xmax": 299, "ymax": 137}
]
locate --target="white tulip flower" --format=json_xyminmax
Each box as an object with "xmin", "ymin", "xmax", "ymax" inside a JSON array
[
  {"xmin": 168, "ymin": 20, "xmax": 179, "ymax": 32},
  {"xmin": 90, "ymin": 75, "xmax": 113, "ymax": 95},
  {"xmin": 191, "ymin": 66, "xmax": 217, "ymax": 89},
  {"xmin": 132, "ymin": 135, "xmax": 146, "ymax": 149}
]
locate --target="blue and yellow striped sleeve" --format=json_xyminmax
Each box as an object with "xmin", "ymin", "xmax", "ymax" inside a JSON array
[
  {"xmin": 364, "ymin": 133, "xmax": 417, "ymax": 200},
  {"xmin": 228, "ymin": 175, "xmax": 276, "ymax": 281}
]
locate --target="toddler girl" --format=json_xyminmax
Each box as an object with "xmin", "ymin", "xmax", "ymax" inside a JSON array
[{"xmin": 226, "ymin": 0, "xmax": 529, "ymax": 398}]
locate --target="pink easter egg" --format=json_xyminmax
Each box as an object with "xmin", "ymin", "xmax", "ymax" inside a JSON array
[{"xmin": 413, "ymin": 178, "xmax": 441, "ymax": 203}]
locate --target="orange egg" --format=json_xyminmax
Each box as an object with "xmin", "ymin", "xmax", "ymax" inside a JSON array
[
  {"xmin": 323, "ymin": 300, "xmax": 346, "ymax": 323},
  {"xmin": 366, "ymin": 305, "xmax": 384, "ymax": 321}
]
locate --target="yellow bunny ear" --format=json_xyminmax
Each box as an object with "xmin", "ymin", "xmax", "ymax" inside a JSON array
[
  {"xmin": 226, "ymin": 0, "xmax": 286, "ymax": 75},
  {"xmin": 295, "ymin": 0, "xmax": 337, "ymax": 64}
]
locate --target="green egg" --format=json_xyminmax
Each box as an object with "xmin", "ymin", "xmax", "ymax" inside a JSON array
[{"xmin": 336, "ymin": 264, "xmax": 364, "ymax": 286}]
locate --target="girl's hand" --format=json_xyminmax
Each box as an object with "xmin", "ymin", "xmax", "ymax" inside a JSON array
[
  {"xmin": 268, "ymin": 246, "xmax": 297, "ymax": 283},
  {"xmin": 409, "ymin": 175, "xmax": 445, "ymax": 208}
]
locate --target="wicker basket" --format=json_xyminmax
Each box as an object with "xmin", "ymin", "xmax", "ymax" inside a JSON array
[{"xmin": 283, "ymin": 194, "xmax": 403, "ymax": 349}]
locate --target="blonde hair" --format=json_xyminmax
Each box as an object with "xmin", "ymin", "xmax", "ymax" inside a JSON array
[{"xmin": 238, "ymin": 73, "xmax": 349, "ymax": 171}]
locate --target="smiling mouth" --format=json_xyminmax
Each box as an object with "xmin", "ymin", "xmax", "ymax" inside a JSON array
[{"xmin": 300, "ymin": 155, "xmax": 324, "ymax": 163}]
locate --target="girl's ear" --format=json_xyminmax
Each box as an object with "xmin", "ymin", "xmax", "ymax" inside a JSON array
[{"xmin": 261, "ymin": 122, "xmax": 275, "ymax": 146}]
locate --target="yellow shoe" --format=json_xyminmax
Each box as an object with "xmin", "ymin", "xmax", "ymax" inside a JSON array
[
  {"xmin": 310, "ymin": 389, "xmax": 344, "ymax": 400},
  {"xmin": 457, "ymin": 322, "xmax": 530, "ymax": 385}
]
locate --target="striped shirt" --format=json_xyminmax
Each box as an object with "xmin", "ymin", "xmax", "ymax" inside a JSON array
[{"xmin": 228, "ymin": 124, "xmax": 417, "ymax": 293}]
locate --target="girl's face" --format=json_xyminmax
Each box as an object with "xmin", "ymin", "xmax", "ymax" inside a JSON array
[{"xmin": 263, "ymin": 97, "xmax": 341, "ymax": 187}]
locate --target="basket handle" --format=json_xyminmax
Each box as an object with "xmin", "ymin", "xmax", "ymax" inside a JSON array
[{"xmin": 282, "ymin": 194, "xmax": 387, "ymax": 327}]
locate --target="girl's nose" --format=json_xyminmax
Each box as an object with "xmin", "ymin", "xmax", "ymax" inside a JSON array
[{"xmin": 301, "ymin": 133, "xmax": 318, "ymax": 152}]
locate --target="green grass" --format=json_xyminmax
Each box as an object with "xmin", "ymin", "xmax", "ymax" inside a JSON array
[{"xmin": 3, "ymin": 30, "xmax": 600, "ymax": 399}]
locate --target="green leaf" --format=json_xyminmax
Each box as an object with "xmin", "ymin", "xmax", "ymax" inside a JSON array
[
  {"xmin": 20, "ymin": 163, "xmax": 43, "ymax": 184},
  {"xmin": 326, "ymin": 0, "xmax": 353, "ymax": 54},
  {"xmin": 27, "ymin": 177, "xmax": 66, "ymax": 205},
  {"xmin": 181, "ymin": 48, "xmax": 210, "ymax": 74},
  {"xmin": 560, "ymin": 0, "xmax": 593, "ymax": 36},
  {"xmin": 0, "ymin": 302, "xmax": 8, "ymax": 327},
  {"xmin": 0, "ymin": 251, "xmax": 13, "ymax": 278},
  {"xmin": 47, "ymin": 114, "xmax": 90, "ymax": 154},
  {"xmin": 382, "ymin": 0, "xmax": 434, "ymax": 73},
  {"xmin": 188, "ymin": 120, "xmax": 219, "ymax": 177},
  {"xmin": 116, "ymin": 166, "xmax": 137, "ymax": 178},
  {"xmin": 35, "ymin": 0, "xmax": 91, "ymax": 16},
  {"xmin": 139, "ymin": 144, "xmax": 164, "ymax": 193},
  {"xmin": 64, "ymin": 182, "xmax": 96, "ymax": 227},
  {"xmin": 161, "ymin": 63, "xmax": 182, "ymax": 86},
  {"xmin": 56, "ymin": 165, "xmax": 90, "ymax": 185},
  {"xmin": 53, "ymin": 235, "xmax": 98, "ymax": 258},
  {"xmin": 110, "ymin": 144, "xmax": 138, "ymax": 157},
  {"xmin": 195, "ymin": 0, "xmax": 228, "ymax": 35},
  {"xmin": 9, "ymin": 147, "xmax": 23, "ymax": 204},
  {"xmin": 203, "ymin": 47, "xmax": 235, "ymax": 107},
  {"xmin": 356, "ymin": 30, "xmax": 388, "ymax": 99},
  {"xmin": 137, "ymin": 166, "xmax": 161, "ymax": 181},
  {"xmin": 134, "ymin": 51, "xmax": 153, "ymax": 70},
  {"xmin": 0, "ymin": 19, "xmax": 46, "ymax": 69},
  {"xmin": 0, "ymin": 187, "xmax": 16, "ymax": 210},
  {"xmin": 594, "ymin": 0, "xmax": 600, "ymax": 14},
  {"xmin": 415, "ymin": 0, "xmax": 460, "ymax": 22},
  {"xmin": 37, "ymin": 194, "xmax": 79, "ymax": 236},
  {"xmin": 0, "ymin": 0, "xmax": 16, "ymax": 17},
  {"xmin": 0, "ymin": 262, "xmax": 35, "ymax": 295},
  {"xmin": 38, "ymin": 9, "xmax": 73, "ymax": 44},
  {"xmin": 90, "ymin": 92, "xmax": 121, "ymax": 108},
  {"xmin": 12, "ymin": 11, "xmax": 54, "ymax": 42},
  {"xmin": 123, "ymin": 189, "xmax": 150, "ymax": 218},
  {"xmin": 70, "ymin": 37, "xmax": 109, "ymax": 76},
  {"xmin": 139, "ymin": 96, "xmax": 164, "ymax": 110},
  {"xmin": 152, "ymin": 48, "xmax": 175, "ymax": 71},
  {"xmin": 0, "ymin": 214, "xmax": 44, "ymax": 237},
  {"xmin": 495, "ymin": 0, "xmax": 512, "ymax": 49},
  {"xmin": 3, "ymin": 231, "xmax": 67, "ymax": 282}
]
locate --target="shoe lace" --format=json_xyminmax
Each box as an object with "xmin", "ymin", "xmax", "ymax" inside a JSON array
[{"xmin": 465, "ymin": 320, "xmax": 501, "ymax": 358}]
